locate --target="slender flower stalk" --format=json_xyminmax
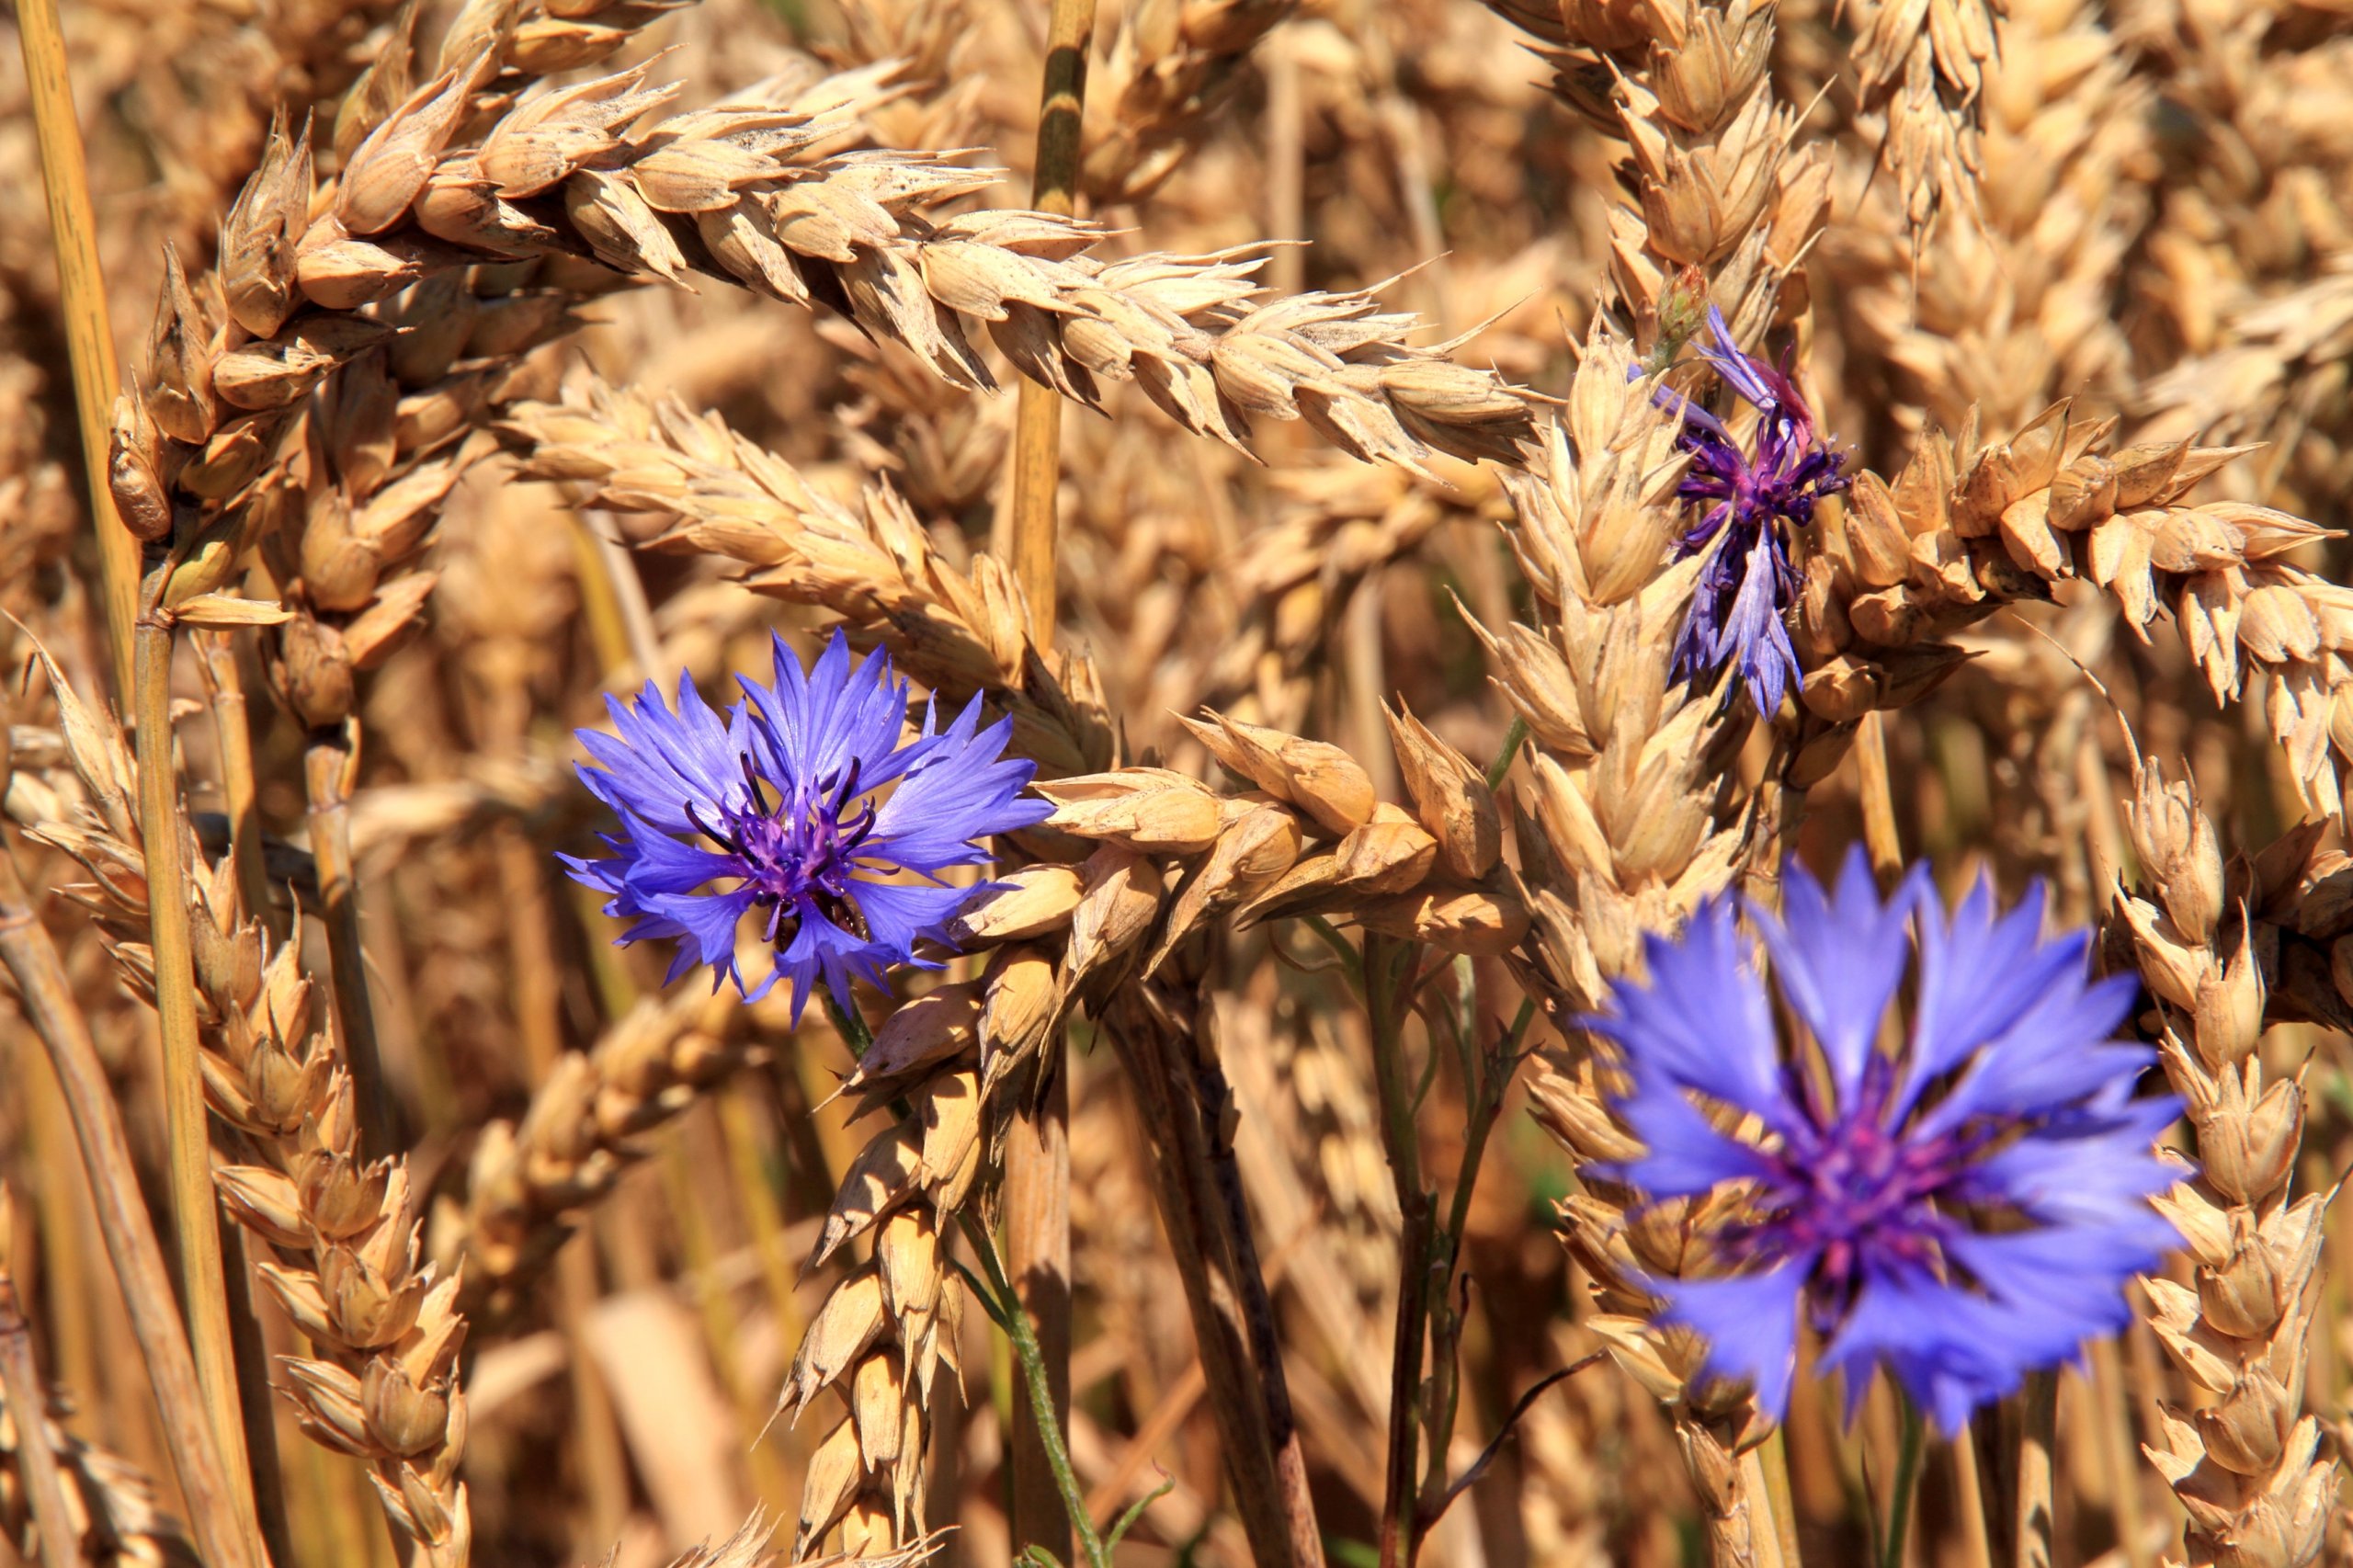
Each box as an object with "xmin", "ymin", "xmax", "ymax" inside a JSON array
[
  {"xmin": 1586, "ymin": 848, "xmax": 2180, "ymax": 1432},
  {"xmin": 565, "ymin": 630, "xmax": 1049, "ymax": 1014},
  {"xmin": 1656, "ymin": 307, "xmax": 1852, "ymax": 717}
]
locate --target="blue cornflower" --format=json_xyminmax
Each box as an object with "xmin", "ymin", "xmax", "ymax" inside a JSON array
[
  {"xmin": 1660, "ymin": 307, "xmax": 1852, "ymax": 717},
  {"xmin": 563, "ymin": 631, "xmax": 1050, "ymax": 1017},
  {"xmin": 1584, "ymin": 849, "xmax": 2179, "ymax": 1434}
]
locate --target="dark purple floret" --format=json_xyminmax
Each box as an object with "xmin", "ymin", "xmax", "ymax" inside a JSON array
[
  {"xmin": 1583, "ymin": 848, "xmax": 2179, "ymax": 1432},
  {"xmin": 1658, "ymin": 307, "xmax": 1853, "ymax": 717},
  {"xmin": 563, "ymin": 631, "xmax": 1050, "ymax": 1018}
]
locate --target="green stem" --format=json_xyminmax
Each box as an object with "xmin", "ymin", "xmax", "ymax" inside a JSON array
[
  {"xmin": 1881, "ymin": 1399, "xmax": 1927, "ymax": 1568},
  {"xmin": 1362, "ymin": 935, "xmax": 1423, "ymax": 1194},
  {"xmin": 957, "ymin": 1214, "xmax": 1108, "ymax": 1568},
  {"xmin": 1484, "ymin": 715, "xmax": 1529, "ymax": 792},
  {"xmin": 822, "ymin": 987, "xmax": 875, "ymax": 1062},
  {"xmin": 1301, "ymin": 914, "xmax": 1366, "ymax": 995}
]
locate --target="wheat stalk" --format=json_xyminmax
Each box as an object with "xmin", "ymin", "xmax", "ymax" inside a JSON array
[
  {"xmin": 1464, "ymin": 331, "xmax": 1791, "ymax": 1565},
  {"xmin": 1819, "ymin": 0, "xmax": 2152, "ymax": 440}
]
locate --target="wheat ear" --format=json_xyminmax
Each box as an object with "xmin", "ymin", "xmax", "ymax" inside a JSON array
[
  {"xmin": 2111, "ymin": 752, "xmax": 2336, "ymax": 1567},
  {"xmin": 20, "ymin": 656, "xmax": 473, "ymax": 1568}
]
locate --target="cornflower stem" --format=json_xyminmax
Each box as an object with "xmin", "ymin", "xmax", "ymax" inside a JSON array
[
  {"xmin": 1484, "ymin": 715, "xmax": 1529, "ymax": 792},
  {"xmin": 304, "ymin": 729, "xmax": 395, "ymax": 1160},
  {"xmin": 14, "ymin": 0, "xmax": 137, "ymax": 696},
  {"xmin": 1362, "ymin": 933, "xmax": 1431, "ymax": 1568},
  {"xmin": 1414, "ymin": 965, "xmax": 1524, "ymax": 1540},
  {"xmin": 131, "ymin": 592, "xmax": 269, "ymax": 1555},
  {"xmin": 823, "ymin": 987, "xmax": 876, "ymax": 1060},
  {"xmin": 0, "ymin": 1266, "xmax": 78, "ymax": 1568},
  {"xmin": 955, "ymin": 1212, "xmax": 1109, "ymax": 1568},
  {"xmin": 1880, "ymin": 1399, "xmax": 1926, "ymax": 1568},
  {"xmin": 1380, "ymin": 1197, "xmax": 1435, "ymax": 1568},
  {"xmin": 1005, "ymin": 2, "xmax": 1093, "ymax": 1553},
  {"xmin": 0, "ymin": 847, "xmax": 263, "ymax": 1568}
]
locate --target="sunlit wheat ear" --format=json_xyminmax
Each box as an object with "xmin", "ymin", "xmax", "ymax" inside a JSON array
[
  {"xmin": 2114, "ymin": 755, "xmax": 2337, "ymax": 1567},
  {"xmin": 16, "ymin": 650, "xmax": 474, "ymax": 1566},
  {"xmin": 1794, "ymin": 405, "xmax": 2352, "ymax": 820}
]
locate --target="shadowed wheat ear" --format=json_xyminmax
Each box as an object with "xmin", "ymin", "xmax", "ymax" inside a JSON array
[
  {"xmin": 1841, "ymin": 0, "xmax": 1999, "ymax": 231},
  {"xmin": 17, "ymin": 654, "xmax": 473, "ymax": 1568},
  {"xmin": 0, "ymin": 1386, "xmax": 201, "ymax": 1566},
  {"xmin": 1081, "ymin": 0, "xmax": 1297, "ymax": 203},
  {"xmin": 1821, "ymin": 0, "xmax": 2150, "ymax": 439},
  {"xmin": 430, "ymin": 988, "xmax": 762, "ymax": 1313},
  {"xmin": 2111, "ymin": 753, "xmax": 2336, "ymax": 1568}
]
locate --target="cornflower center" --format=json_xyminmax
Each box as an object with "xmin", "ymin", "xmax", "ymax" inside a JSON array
[
  {"xmin": 1727, "ymin": 1075, "xmax": 1985, "ymax": 1333},
  {"xmin": 690, "ymin": 756, "xmax": 880, "ymax": 942}
]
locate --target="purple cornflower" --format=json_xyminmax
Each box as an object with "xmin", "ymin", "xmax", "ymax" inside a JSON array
[
  {"xmin": 563, "ymin": 631, "xmax": 1049, "ymax": 1017},
  {"xmin": 1585, "ymin": 849, "xmax": 2179, "ymax": 1433},
  {"xmin": 1661, "ymin": 307, "xmax": 1851, "ymax": 717}
]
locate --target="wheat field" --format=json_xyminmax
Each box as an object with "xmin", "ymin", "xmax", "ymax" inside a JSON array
[{"xmin": 0, "ymin": 0, "xmax": 2349, "ymax": 1562}]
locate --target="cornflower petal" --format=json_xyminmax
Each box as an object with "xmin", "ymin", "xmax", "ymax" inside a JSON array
[
  {"xmin": 1818, "ymin": 1270, "xmax": 2029, "ymax": 1434},
  {"xmin": 1902, "ymin": 876, "xmax": 2087, "ymax": 1118},
  {"xmin": 1659, "ymin": 313, "xmax": 1850, "ymax": 715},
  {"xmin": 1749, "ymin": 846, "xmax": 1922, "ymax": 1102},
  {"xmin": 1695, "ymin": 306, "xmax": 1777, "ymax": 411},
  {"xmin": 1598, "ymin": 857, "xmax": 2179, "ymax": 1432},
  {"xmin": 565, "ymin": 631, "xmax": 1044, "ymax": 1017},
  {"xmin": 1585, "ymin": 901, "xmax": 1790, "ymax": 1130},
  {"xmin": 1915, "ymin": 971, "xmax": 2146, "ymax": 1134},
  {"xmin": 1614, "ymin": 1064, "xmax": 1784, "ymax": 1197},
  {"xmin": 1655, "ymin": 1264, "xmax": 1808, "ymax": 1418}
]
